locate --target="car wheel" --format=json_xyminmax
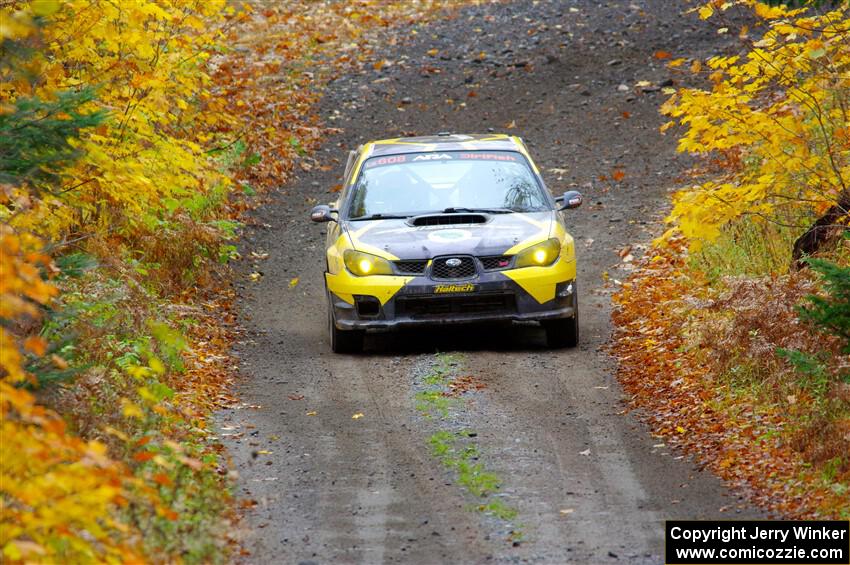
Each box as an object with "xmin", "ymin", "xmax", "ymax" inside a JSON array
[
  {"xmin": 328, "ymin": 295, "xmax": 364, "ymax": 354},
  {"xmin": 544, "ymin": 294, "xmax": 579, "ymax": 348}
]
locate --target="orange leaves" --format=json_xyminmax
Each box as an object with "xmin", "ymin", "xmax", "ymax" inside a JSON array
[
  {"xmin": 0, "ymin": 227, "xmax": 57, "ymax": 319},
  {"xmin": 156, "ymin": 506, "xmax": 179, "ymax": 521},
  {"xmin": 654, "ymin": 50, "xmax": 672, "ymax": 60},
  {"xmin": 443, "ymin": 374, "xmax": 487, "ymax": 398},
  {"xmin": 22, "ymin": 336, "xmax": 46, "ymax": 356},
  {"xmin": 0, "ymin": 382, "xmax": 142, "ymax": 563},
  {"xmin": 0, "ymin": 227, "xmax": 57, "ymax": 385},
  {"xmin": 0, "ymin": 1, "xmax": 471, "ymax": 561},
  {"xmin": 611, "ymin": 244, "xmax": 850, "ymax": 518},
  {"xmin": 152, "ymin": 473, "xmax": 173, "ymax": 487},
  {"xmin": 598, "ymin": 169, "xmax": 626, "ymax": 183},
  {"xmin": 133, "ymin": 451, "xmax": 155, "ymax": 463},
  {"xmin": 213, "ymin": 0, "xmax": 464, "ymax": 194}
]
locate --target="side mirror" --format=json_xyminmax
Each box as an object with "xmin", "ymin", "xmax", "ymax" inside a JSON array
[
  {"xmin": 310, "ymin": 204, "xmax": 337, "ymax": 223},
  {"xmin": 555, "ymin": 190, "xmax": 583, "ymax": 210}
]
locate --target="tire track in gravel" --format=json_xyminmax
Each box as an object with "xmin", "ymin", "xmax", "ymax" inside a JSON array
[{"xmin": 218, "ymin": 1, "xmax": 762, "ymax": 563}]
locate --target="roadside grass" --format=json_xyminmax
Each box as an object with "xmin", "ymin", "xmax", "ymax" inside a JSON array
[
  {"xmin": 689, "ymin": 217, "xmax": 800, "ymax": 282},
  {"xmin": 612, "ymin": 224, "xmax": 850, "ymax": 518},
  {"xmin": 691, "ymin": 230, "xmax": 849, "ymax": 476},
  {"xmin": 35, "ymin": 242, "xmax": 236, "ymax": 562},
  {"xmin": 416, "ymin": 354, "xmax": 523, "ymax": 538},
  {"xmin": 13, "ymin": 105, "xmax": 254, "ymax": 560}
]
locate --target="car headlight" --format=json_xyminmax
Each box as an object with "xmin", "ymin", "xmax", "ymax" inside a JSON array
[
  {"xmin": 514, "ymin": 238, "xmax": 562, "ymax": 268},
  {"xmin": 344, "ymin": 250, "xmax": 394, "ymax": 276}
]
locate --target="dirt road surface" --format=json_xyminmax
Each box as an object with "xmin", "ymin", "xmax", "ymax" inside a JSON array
[{"xmin": 217, "ymin": 1, "xmax": 761, "ymax": 563}]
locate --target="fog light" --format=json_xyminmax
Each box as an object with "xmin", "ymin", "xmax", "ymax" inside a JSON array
[{"xmin": 557, "ymin": 282, "xmax": 574, "ymax": 298}]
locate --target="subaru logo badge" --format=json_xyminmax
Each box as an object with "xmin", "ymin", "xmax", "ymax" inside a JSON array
[{"xmin": 445, "ymin": 258, "xmax": 462, "ymax": 267}]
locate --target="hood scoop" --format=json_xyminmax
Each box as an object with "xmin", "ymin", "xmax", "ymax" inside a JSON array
[{"xmin": 409, "ymin": 213, "xmax": 488, "ymax": 227}]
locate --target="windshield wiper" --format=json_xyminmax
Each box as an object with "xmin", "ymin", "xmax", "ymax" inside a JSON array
[
  {"xmin": 349, "ymin": 213, "xmax": 410, "ymax": 221},
  {"xmin": 441, "ymin": 207, "xmax": 515, "ymax": 214}
]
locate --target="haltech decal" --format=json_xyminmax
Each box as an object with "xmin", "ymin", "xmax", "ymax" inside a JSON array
[{"xmin": 433, "ymin": 283, "xmax": 476, "ymax": 294}]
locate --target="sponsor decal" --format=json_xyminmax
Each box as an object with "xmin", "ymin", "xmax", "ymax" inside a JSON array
[
  {"xmin": 427, "ymin": 229, "xmax": 471, "ymax": 243},
  {"xmin": 364, "ymin": 154, "xmax": 408, "ymax": 168},
  {"xmin": 365, "ymin": 151, "xmax": 521, "ymax": 169},
  {"xmin": 458, "ymin": 152, "xmax": 518, "ymax": 161},
  {"xmin": 434, "ymin": 283, "xmax": 476, "ymax": 294},
  {"xmin": 413, "ymin": 153, "xmax": 453, "ymax": 161}
]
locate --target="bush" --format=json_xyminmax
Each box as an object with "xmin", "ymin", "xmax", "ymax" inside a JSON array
[{"xmin": 798, "ymin": 258, "xmax": 850, "ymax": 354}]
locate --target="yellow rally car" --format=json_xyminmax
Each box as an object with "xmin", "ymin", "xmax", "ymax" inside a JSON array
[{"xmin": 310, "ymin": 133, "xmax": 582, "ymax": 353}]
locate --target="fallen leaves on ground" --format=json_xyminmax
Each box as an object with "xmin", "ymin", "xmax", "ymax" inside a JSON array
[
  {"xmin": 443, "ymin": 374, "xmax": 487, "ymax": 397},
  {"xmin": 212, "ymin": 1, "xmax": 466, "ymax": 195},
  {"xmin": 610, "ymin": 241, "xmax": 848, "ymax": 518}
]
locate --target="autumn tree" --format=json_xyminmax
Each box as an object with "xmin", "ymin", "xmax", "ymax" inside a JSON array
[
  {"xmin": 660, "ymin": 1, "xmax": 849, "ymax": 263},
  {"xmin": 1, "ymin": 1, "xmax": 227, "ymax": 560}
]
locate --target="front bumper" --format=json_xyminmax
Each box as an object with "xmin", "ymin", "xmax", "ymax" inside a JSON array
[{"xmin": 327, "ymin": 264, "xmax": 577, "ymax": 330}]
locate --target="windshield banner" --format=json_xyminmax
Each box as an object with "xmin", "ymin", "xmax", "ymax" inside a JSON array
[{"xmin": 364, "ymin": 151, "xmax": 519, "ymax": 169}]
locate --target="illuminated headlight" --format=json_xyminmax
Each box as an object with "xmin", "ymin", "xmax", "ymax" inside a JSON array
[
  {"xmin": 344, "ymin": 250, "xmax": 393, "ymax": 276},
  {"xmin": 514, "ymin": 238, "xmax": 562, "ymax": 268}
]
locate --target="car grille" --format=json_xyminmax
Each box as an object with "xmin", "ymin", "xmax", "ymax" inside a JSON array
[
  {"xmin": 430, "ymin": 256, "xmax": 477, "ymax": 280},
  {"xmin": 394, "ymin": 260, "xmax": 428, "ymax": 275},
  {"xmin": 396, "ymin": 293, "xmax": 517, "ymax": 318},
  {"xmin": 480, "ymin": 255, "xmax": 512, "ymax": 271},
  {"xmin": 394, "ymin": 256, "xmax": 511, "ymax": 277}
]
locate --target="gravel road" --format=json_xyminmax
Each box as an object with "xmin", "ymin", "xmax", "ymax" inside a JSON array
[{"xmin": 217, "ymin": 1, "xmax": 761, "ymax": 563}]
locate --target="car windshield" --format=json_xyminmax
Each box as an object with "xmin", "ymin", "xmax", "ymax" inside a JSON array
[{"xmin": 347, "ymin": 151, "xmax": 550, "ymax": 219}]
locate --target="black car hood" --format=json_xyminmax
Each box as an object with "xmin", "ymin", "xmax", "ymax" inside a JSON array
[{"xmin": 342, "ymin": 211, "xmax": 555, "ymax": 259}]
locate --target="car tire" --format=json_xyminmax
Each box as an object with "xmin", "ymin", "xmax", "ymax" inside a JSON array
[
  {"xmin": 544, "ymin": 295, "xmax": 579, "ymax": 348},
  {"xmin": 328, "ymin": 295, "xmax": 364, "ymax": 354}
]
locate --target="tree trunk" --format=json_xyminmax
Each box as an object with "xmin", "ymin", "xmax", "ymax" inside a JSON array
[{"xmin": 792, "ymin": 194, "xmax": 850, "ymax": 270}]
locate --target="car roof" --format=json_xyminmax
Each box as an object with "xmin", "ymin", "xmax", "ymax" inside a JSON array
[{"xmin": 364, "ymin": 133, "xmax": 524, "ymax": 158}]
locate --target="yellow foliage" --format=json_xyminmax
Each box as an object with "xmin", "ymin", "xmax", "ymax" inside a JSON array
[
  {"xmin": 0, "ymin": 225, "xmax": 57, "ymax": 383},
  {"xmin": 661, "ymin": 2, "xmax": 850, "ymax": 247},
  {"xmin": 2, "ymin": 0, "xmax": 230, "ymax": 239},
  {"xmin": 0, "ymin": 0, "xmax": 478, "ymax": 561},
  {"xmin": 1, "ymin": 1, "xmax": 230, "ymax": 560},
  {"xmin": 0, "ymin": 381, "xmax": 143, "ymax": 562},
  {"xmin": 0, "ymin": 208, "xmax": 142, "ymax": 564}
]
